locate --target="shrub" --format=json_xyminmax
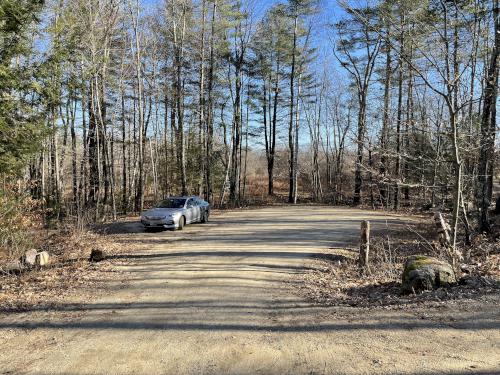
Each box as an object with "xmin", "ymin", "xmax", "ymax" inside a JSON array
[{"xmin": 0, "ymin": 187, "xmax": 41, "ymax": 261}]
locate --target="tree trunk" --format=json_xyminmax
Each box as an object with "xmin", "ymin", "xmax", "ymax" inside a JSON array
[
  {"xmin": 198, "ymin": 0, "xmax": 207, "ymax": 197},
  {"xmin": 380, "ymin": 26, "xmax": 392, "ymax": 208},
  {"xmin": 394, "ymin": 12, "xmax": 405, "ymax": 210},
  {"xmin": 288, "ymin": 16, "xmax": 298, "ymax": 203},
  {"xmin": 353, "ymin": 92, "xmax": 366, "ymax": 206},
  {"xmin": 293, "ymin": 70, "xmax": 302, "ymax": 204},
  {"xmin": 70, "ymin": 91, "xmax": 78, "ymax": 210},
  {"xmin": 87, "ymin": 80, "xmax": 99, "ymax": 208},
  {"xmin": 229, "ymin": 66, "xmax": 242, "ymax": 206},
  {"xmin": 477, "ymin": 0, "xmax": 499, "ymax": 232},
  {"xmin": 121, "ymin": 81, "xmax": 127, "ymax": 213},
  {"xmin": 132, "ymin": 0, "xmax": 145, "ymax": 213},
  {"xmin": 205, "ymin": 1, "xmax": 217, "ymax": 204},
  {"xmin": 270, "ymin": 67, "xmax": 280, "ymax": 196}
]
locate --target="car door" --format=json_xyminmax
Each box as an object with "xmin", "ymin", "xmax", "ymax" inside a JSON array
[
  {"xmin": 192, "ymin": 198, "xmax": 201, "ymax": 222},
  {"xmin": 185, "ymin": 199, "xmax": 195, "ymax": 224},
  {"xmin": 198, "ymin": 198, "xmax": 208, "ymax": 218}
]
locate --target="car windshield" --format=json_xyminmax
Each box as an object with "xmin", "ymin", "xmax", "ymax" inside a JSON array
[{"xmin": 156, "ymin": 198, "xmax": 186, "ymax": 209}]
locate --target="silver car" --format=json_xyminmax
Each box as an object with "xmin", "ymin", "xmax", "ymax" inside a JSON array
[{"xmin": 140, "ymin": 196, "xmax": 210, "ymax": 231}]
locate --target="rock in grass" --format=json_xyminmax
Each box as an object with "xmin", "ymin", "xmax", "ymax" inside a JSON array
[
  {"xmin": 402, "ymin": 255, "xmax": 456, "ymax": 293},
  {"xmin": 4, "ymin": 260, "xmax": 23, "ymax": 275},
  {"xmin": 35, "ymin": 251, "xmax": 50, "ymax": 267},
  {"xmin": 22, "ymin": 249, "xmax": 38, "ymax": 267},
  {"xmin": 89, "ymin": 248, "xmax": 106, "ymax": 262}
]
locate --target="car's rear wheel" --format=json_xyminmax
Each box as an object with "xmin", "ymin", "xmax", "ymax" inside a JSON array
[
  {"xmin": 201, "ymin": 211, "xmax": 209, "ymax": 223},
  {"xmin": 177, "ymin": 216, "xmax": 185, "ymax": 230}
]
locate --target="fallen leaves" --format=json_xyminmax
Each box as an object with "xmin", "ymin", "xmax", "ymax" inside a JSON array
[
  {"xmin": 0, "ymin": 229, "xmax": 126, "ymax": 313},
  {"xmin": 299, "ymin": 222, "xmax": 500, "ymax": 310}
]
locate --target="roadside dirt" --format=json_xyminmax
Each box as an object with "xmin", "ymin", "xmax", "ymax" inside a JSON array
[{"xmin": 0, "ymin": 206, "xmax": 498, "ymax": 375}]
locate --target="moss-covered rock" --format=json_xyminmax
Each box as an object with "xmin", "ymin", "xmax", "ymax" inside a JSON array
[{"xmin": 402, "ymin": 255, "xmax": 456, "ymax": 293}]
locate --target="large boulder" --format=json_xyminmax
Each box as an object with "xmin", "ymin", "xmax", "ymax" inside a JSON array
[
  {"xmin": 402, "ymin": 255, "xmax": 456, "ymax": 293},
  {"xmin": 22, "ymin": 249, "xmax": 38, "ymax": 267}
]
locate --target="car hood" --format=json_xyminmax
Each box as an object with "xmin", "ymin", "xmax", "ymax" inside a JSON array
[{"xmin": 142, "ymin": 208, "xmax": 183, "ymax": 217}]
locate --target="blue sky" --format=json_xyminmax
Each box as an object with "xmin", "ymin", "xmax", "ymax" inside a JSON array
[
  {"xmin": 138, "ymin": 0, "xmax": 347, "ymax": 75},
  {"xmin": 136, "ymin": 0, "xmax": 352, "ymax": 148},
  {"xmin": 140, "ymin": 0, "xmax": 344, "ymax": 24}
]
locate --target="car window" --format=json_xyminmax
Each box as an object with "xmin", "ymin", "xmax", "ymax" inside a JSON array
[
  {"xmin": 156, "ymin": 198, "xmax": 186, "ymax": 208},
  {"xmin": 186, "ymin": 199, "xmax": 194, "ymax": 208}
]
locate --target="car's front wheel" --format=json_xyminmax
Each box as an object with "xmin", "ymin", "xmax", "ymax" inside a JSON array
[{"xmin": 177, "ymin": 216, "xmax": 185, "ymax": 230}]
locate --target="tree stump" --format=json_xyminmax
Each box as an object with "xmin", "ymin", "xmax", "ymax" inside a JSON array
[
  {"xmin": 89, "ymin": 248, "xmax": 106, "ymax": 262},
  {"xmin": 35, "ymin": 251, "xmax": 50, "ymax": 267},
  {"xmin": 434, "ymin": 212, "xmax": 451, "ymax": 247},
  {"xmin": 433, "ymin": 212, "xmax": 463, "ymax": 268},
  {"xmin": 22, "ymin": 249, "xmax": 38, "ymax": 267},
  {"xmin": 359, "ymin": 220, "xmax": 370, "ymax": 274}
]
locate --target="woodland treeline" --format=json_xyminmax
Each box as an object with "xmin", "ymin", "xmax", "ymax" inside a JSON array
[{"xmin": 1, "ymin": 0, "xmax": 499, "ymax": 243}]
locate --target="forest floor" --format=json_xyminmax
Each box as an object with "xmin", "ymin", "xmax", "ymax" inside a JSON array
[{"xmin": 0, "ymin": 206, "xmax": 499, "ymax": 375}]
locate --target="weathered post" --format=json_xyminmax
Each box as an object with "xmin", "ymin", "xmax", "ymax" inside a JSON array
[
  {"xmin": 434, "ymin": 212, "xmax": 451, "ymax": 247},
  {"xmin": 359, "ymin": 220, "xmax": 370, "ymax": 274},
  {"xmin": 434, "ymin": 212, "xmax": 462, "ymax": 271}
]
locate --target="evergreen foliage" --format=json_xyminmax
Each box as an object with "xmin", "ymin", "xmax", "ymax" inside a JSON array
[{"xmin": 0, "ymin": 0, "xmax": 45, "ymax": 175}]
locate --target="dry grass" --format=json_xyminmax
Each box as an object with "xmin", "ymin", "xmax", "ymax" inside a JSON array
[
  {"xmin": 0, "ymin": 192, "xmax": 44, "ymax": 263},
  {"xmin": 300, "ymin": 220, "xmax": 500, "ymax": 309},
  {"xmin": 0, "ymin": 228, "xmax": 124, "ymax": 312}
]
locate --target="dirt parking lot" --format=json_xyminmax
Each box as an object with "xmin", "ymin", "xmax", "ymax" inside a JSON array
[{"xmin": 0, "ymin": 206, "xmax": 498, "ymax": 374}]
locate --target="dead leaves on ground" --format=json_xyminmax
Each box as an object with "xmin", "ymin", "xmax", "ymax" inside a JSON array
[
  {"xmin": 300, "ymin": 223, "xmax": 500, "ymax": 310},
  {"xmin": 0, "ymin": 229, "xmax": 128, "ymax": 313}
]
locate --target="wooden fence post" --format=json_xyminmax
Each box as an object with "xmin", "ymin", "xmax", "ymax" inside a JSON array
[{"xmin": 359, "ymin": 220, "xmax": 370, "ymax": 274}]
